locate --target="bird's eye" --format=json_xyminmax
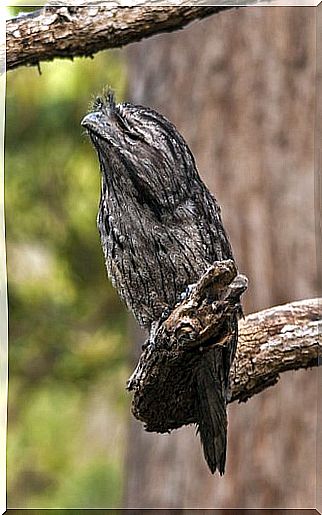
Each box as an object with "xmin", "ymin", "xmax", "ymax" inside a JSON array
[
  {"xmin": 115, "ymin": 112, "xmax": 141, "ymax": 142},
  {"xmin": 126, "ymin": 131, "xmax": 141, "ymax": 142}
]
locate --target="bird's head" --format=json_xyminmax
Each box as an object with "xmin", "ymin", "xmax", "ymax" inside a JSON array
[{"xmin": 81, "ymin": 91, "xmax": 200, "ymax": 210}]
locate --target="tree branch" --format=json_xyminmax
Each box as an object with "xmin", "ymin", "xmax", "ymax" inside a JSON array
[
  {"xmin": 127, "ymin": 261, "xmax": 321, "ymax": 433},
  {"xmin": 231, "ymin": 297, "xmax": 321, "ymax": 402},
  {"xmin": 6, "ymin": 2, "xmax": 234, "ymax": 71}
]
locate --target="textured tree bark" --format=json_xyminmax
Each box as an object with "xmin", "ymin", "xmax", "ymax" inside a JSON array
[
  {"xmin": 128, "ymin": 260, "xmax": 248, "ymax": 432},
  {"xmin": 5, "ymin": 2, "xmax": 232, "ymax": 71},
  {"xmin": 129, "ymin": 285, "xmax": 321, "ymax": 431},
  {"xmin": 125, "ymin": 6, "xmax": 318, "ymax": 509},
  {"xmin": 232, "ymin": 297, "xmax": 321, "ymax": 401}
]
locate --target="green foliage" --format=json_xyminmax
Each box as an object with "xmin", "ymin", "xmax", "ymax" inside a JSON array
[
  {"xmin": 7, "ymin": 6, "xmax": 39, "ymax": 17},
  {"xmin": 6, "ymin": 51, "xmax": 129, "ymax": 508}
]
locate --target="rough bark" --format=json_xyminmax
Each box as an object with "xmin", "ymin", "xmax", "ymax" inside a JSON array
[
  {"xmin": 128, "ymin": 260, "xmax": 248, "ymax": 432},
  {"xmin": 125, "ymin": 6, "xmax": 318, "ymax": 509},
  {"xmin": 5, "ymin": 2, "xmax": 233, "ymax": 71},
  {"xmin": 129, "ymin": 276, "xmax": 321, "ymax": 431},
  {"xmin": 232, "ymin": 297, "xmax": 321, "ymax": 401}
]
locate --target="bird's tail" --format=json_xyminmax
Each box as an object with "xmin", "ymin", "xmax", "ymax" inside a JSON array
[{"xmin": 195, "ymin": 347, "xmax": 229, "ymax": 475}]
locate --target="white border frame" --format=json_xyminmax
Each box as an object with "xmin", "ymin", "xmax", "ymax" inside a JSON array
[
  {"xmin": 0, "ymin": 7, "xmax": 7, "ymax": 515},
  {"xmin": 1, "ymin": 3, "xmax": 321, "ymax": 514}
]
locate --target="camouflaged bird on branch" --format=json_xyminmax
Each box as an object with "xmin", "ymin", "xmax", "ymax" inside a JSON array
[{"xmin": 82, "ymin": 91, "xmax": 246, "ymax": 474}]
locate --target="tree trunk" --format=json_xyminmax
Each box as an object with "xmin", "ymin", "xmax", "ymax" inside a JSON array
[{"xmin": 124, "ymin": 6, "xmax": 318, "ymax": 508}]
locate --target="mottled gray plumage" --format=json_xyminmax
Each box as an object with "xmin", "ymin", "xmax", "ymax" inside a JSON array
[{"xmin": 81, "ymin": 92, "xmax": 238, "ymax": 474}]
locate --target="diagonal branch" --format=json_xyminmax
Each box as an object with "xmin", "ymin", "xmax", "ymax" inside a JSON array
[
  {"xmin": 127, "ymin": 261, "xmax": 321, "ymax": 434},
  {"xmin": 231, "ymin": 297, "xmax": 321, "ymax": 402},
  {"xmin": 6, "ymin": 2, "xmax": 234, "ymax": 71}
]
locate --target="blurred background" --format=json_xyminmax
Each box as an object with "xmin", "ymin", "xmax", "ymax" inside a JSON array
[{"xmin": 5, "ymin": 5, "xmax": 319, "ymax": 510}]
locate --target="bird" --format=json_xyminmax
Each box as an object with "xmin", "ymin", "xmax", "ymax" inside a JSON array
[{"xmin": 81, "ymin": 90, "xmax": 239, "ymax": 475}]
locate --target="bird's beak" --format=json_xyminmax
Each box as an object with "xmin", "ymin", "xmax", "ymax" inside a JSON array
[{"xmin": 81, "ymin": 112, "xmax": 103, "ymax": 133}]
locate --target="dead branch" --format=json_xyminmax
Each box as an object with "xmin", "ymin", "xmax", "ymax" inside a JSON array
[
  {"xmin": 231, "ymin": 296, "xmax": 321, "ymax": 402},
  {"xmin": 127, "ymin": 261, "xmax": 321, "ymax": 433},
  {"xmin": 6, "ymin": 2, "xmax": 234, "ymax": 71}
]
